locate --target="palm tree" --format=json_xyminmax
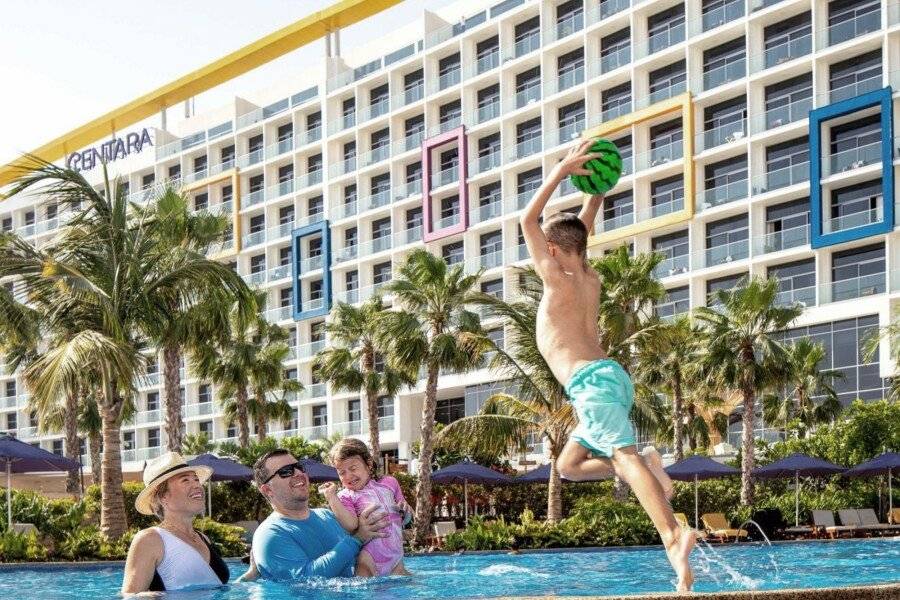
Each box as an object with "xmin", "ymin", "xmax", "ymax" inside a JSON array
[
  {"xmin": 314, "ymin": 296, "xmax": 415, "ymax": 467},
  {"xmin": 2, "ymin": 161, "xmax": 249, "ymax": 538},
  {"xmin": 192, "ymin": 291, "xmax": 268, "ymax": 448},
  {"xmin": 138, "ymin": 187, "xmax": 244, "ymax": 453},
  {"xmin": 247, "ymin": 321, "xmax": 303, "ymax": 440},
  {"xmin": 762, "ymin": 338, "xmax": 842, "ymax": 438},
  {"xmin": 694, "ymin": 277, "xmax": 801, "ymax": 505},
  {"xmin": 437, "ymin": 268, "xmax": 575, "ymax": 522},
  {"xmin": 635, "ymin": 315, "xmax": 703, "ymax": 461},
  {"xmin": 380, "ymin": 249, "xmax": 487, "ymax": 547}
]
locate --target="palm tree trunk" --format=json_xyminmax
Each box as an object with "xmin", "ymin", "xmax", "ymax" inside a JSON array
[
  {"xmin": 255, "ymin": 390, "xmax": 268, "ymax": 441},
  {"xmin": 89, "ymin": 430, "xmax": 102, "ymax": 486},
  {"xmin": 547, "ymin": 457, "xmax": 563, "ymax": 523},
  {"xmin": 99, "ymin": 393, "xmax": 127, "ymax": 539},
  {"xmin": 236, "ymin": 385, "xmax": 250, "ymax": 448},
  {"xmin": 740, "ymin": 350, "xmax": 756, "ymax": 506},
  {"xmin": 412, "ymin": 363, "xmax": 439, "ymax": 548},
  {"xmin": 363, "ymin": 347, "xmax": 381, "ymax": 472},
  {"xmin": 672, "ymin": 370, "xmax": 684, "ymax": 461},
  {"xmin": 63, "ymin": 392, "xmax": 80, "ymax": 495},
  {"xmin": 687, "ymin": 404, "xmax": 698, "ymax": 452},
  {"xmin": 163, "ymin": 346, "xmax": 184, "ymax": 452}
]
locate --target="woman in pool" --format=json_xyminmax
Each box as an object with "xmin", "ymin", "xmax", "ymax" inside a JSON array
[
  {"xmin": 321, "ymin": 438, "xmax": 412, "ymax": 577},
  {"xmin": 122, "ymin": 452, "xmax": 230, "ymax": 594}
]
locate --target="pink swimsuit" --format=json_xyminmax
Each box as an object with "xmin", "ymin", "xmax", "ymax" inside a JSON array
[{"xmin": 337, "ymin": 475, "xmax": 407, "ymax": 576}]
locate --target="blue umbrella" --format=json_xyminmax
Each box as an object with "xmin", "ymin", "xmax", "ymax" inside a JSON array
[
  {"xmin": 753, "ymin": 453, "xmax": 845, "ymax": 526},
  {"xmin": 299, "ymin": 458, "xmax": 339, "ymax": 483},
  {"xmin": 0, "ymin": 434, "xmax": 80, "ymax": 529},
  {"xmin": 665, "ymin": 456, "xmax": 740, "ymax": 528},
  {"xmin": 514, "ymin": 462, "xmax": 609, "ymax": 484},
  {"xmin": 432, "ymin": 461, "xmax": 512, "ymax": 524},
  {"xmin": 187, "ymin": 453, "xmax": 253, "ymax": 517},
  {"xmin": 843, "ymin": 452, "xmax": 900, "ymax": 512}
]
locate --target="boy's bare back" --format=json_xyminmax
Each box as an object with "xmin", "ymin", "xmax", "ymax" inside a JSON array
[{"xmin": 536, "ymin": 264, "xmax": 607, "ymax": 386}]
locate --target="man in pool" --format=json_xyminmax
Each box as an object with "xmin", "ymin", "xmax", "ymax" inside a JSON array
[
  {"xmin": 245, "ymin": 449, "xmax": 390, "ymax": 580},
  {"xmin": 520, "ymin": 139, "xmax": 695, "ymax": 592}
]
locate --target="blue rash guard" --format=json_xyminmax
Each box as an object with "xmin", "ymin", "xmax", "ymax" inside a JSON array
[{"xmin": 252, "ymin": 508, "xmax": 362, "ymax": 580}]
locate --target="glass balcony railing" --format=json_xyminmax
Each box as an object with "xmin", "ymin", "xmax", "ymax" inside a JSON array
[
  {"xmin": 752, "ymin": 162, "xmax": 810, "ymax": 194},
  {"xmin": 546, "ymin": 12, "xmax": 584, "ymax": 43},
  {"xmin": 299, "ymin": 126, "xmax": 322, "ymax": 146},
  {"xmin": 470, "ymin": 200, "xmax": 503, "ymax": 223},
  {"xmin": 301, "ymin": 425, "xmax": 328, "ymax": 441},
  {"xmin": 439, "ymin": 116, "xmax": 462, "ymax": 133},
  {"xmin": 828, "ymin": 76, "xmax": 882, "ymax": 104},
  {"xmin": 602, "ymin": 101, "xmax": 632, "ymax": 121},
  {"xmin": 653, "ymin": 252, "xmax": 690, "ymax": 279},
  {"xmin": 588, "ymin": 0, "xmax": 630, "ymax": 23},
  {"xmin": 599, "ymin": 47, "xmax": 630, "ymax": 75},
  {"xmin": 335, "ymin": 288, "xmax": 360, "ymax": 304},
  {"xmin": 402, "ymin": 132, "xmax": 424, "ymax": 153},
  {"xmin": 475, "ymin": 51, "xmax": 500, "ymax": 75},
  {"xmin": 402, "ymin": 225, "xmax": 422, "ymax": 245},
  {"xmin": 506, "ymin": 243, "xmax": 529, "ymax": 262},
  {"xmin": 754, "ymin": 34, "xmax": 812, "ymax": 72},
  {"xmin": 242, "ymin": 230, "xmax": 266, "ymax": 248},
  {"xmin": 549, "ymin": 122, "xmax": 583, "ymax": 147},
  {"xmin": 775, "ymin": 285, "xmax": 817, "ymax": 307},
  {"xmin": 752, "ymin": 96, "xmax": 812, "ymax": 133},
  {"xmin": 438, "ymin": 68, "xmax": 462, "ymax": 90},
  {"xmin": 824, "ymin": 272, "xmax": 885, "ymax": 303},
  {"xmin": 473, "ymin": 152, "xmax": 502, "ymax": 174},
  {"xmin": 703, "ymin": 59, "xmax": 745, "ymax": 91},
  {"xmin": 698, "ymin": 120, "xmax": 746, "ymax": 151},
  {"xmin": 704, "ymin": 239, "xmax": 749, "ymax": 267},
  {"xmin": 654, "ymin": 298, "xmax": 689, "ymax": 321},
  {"xmin": 363, "ymin": 98, "xmax": 390, "ymax": 122},
  {"xmin": 265, "ymin": 137, "xmax": 294, "ymax": 159},
  {"xmin": 269, "ymin": 264, "xmax": 292, "ymax": 281},
  {"xmin": 434, "ymin": 165, "xmax": 459, "ymax": 186},
  {"xmin": 647, "ymin": 195, "xmax": 684, "ymax": 219},
  {"xmin": 636, "ymin": 139, "xmax": 683, "ymax": 171},
  {"xmin": 696, "ymin": 178, "xmax": 748, "ymax": 210},
  {"xmin": 265, "ymin": 305, "xmax": 293, "ymax": 322},
  {"xmin": 437, "ymin": 214, "xmax": 461, "ymax": 229},
  {"xmin": 300, "ymin": 255, "xmax": 324, "ymax": 272},
  {"xmin": 244, "ymin": 270, "xmax": 266, "ymax": 286},
  {"xmin": 479, "ymin": 250, "xmax": 505, "ymax": 269},
  {"xmin": 821, "ymin": 10, "xmax": 881, "ymax": 50},
  {"xmin": 645, "ymin": 81, "xmax": 686, "ymax": 107},
  {"xmin": 267, "ymin": 179, "xmax": 294, "ymax": 200},
  {"xmin": 754, "ymin": 223, "xmax": 810, "ymax": 254},
  {"xmin": 332, "ymin": 420, "xmax": 363, "ymax": 436},
  {"xmin": 510, "ymin": 189, "xmax": 538, "ymax": 212},
  {"xmin": 297, "ymin": 340, "xmax": 326, "ymax": 359},
  {"xmin": 364, "ymin": 145, "xmax": 391, "ymax": 167},
  {"xmin": 476, "ymin": 101, "xmax": 501, "ymax": 123},
  {"xmin": 598, "ymin": 212, "xmax": 634, "ymax": 233},
  {"xmin": 370, "ymin": 235, "xmax": 392, "ymax": 254},
  {"xmin": 509, "ymin": 136, "xmax": 542, "ymax": 162},
  {"xmin": 335, "ymin": 201, "xmax": 357, "ymax": 220},
  {"xmin": 304, "ymin": 297, "xmax": 325, "ymax": 312},
  {"xmin": 513, "ymin": 32, "xmax": 541, "ymax": 58},
  {"xmin": 400, "ymin": 84, "xmax": 425, "ymax": 106},
  {"xmin": 645, "ymin": 23, "xmax": 685, "ymax": 57},
  {"xmin": 552, "ymin": 66, "xmax": 585, "ymax": 94},
  {"xmin": 823, "ymin": 206, "xmax": 883, "ymax": 233},
  {"xmin": 396, "ymin": 180, "xmax": 422, "ymax": 199},
  {"xmin": 515, "ymin": 84, "xmax": 542, "ymax": 109},
  {"xmin": 236, "ymin": 148, "xmax": 264, "ymax": 168},
  {"xmin": 824, "ymin": 142, "xmax": 882, "ymax": 176},
  {"xmin": 266, "ymin": 221, "xmax": 295, "ymax": 242},
  {"xmin": 183, "ymin": 168, "xmax": 208, "ymax": 186},
  {"xmin": 702, "ymin": 0, "xmax": 744, "ymax": 31},
  {"xmin": 364, "ymin": 190, "xmax": 391, "ymax": 211}
]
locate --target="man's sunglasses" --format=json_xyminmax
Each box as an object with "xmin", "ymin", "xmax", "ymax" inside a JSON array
[{"xmin": 263, "ymin": 461, "xmax": 306, "ymax": 484}]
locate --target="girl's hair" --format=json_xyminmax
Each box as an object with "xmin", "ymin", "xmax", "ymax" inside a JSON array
[{"xmin": 329, "ymin": 438, "xmax": 378, "ymax": 479}]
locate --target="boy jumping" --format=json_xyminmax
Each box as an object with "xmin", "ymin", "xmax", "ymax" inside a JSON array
[{"xmin": 520, "ymin": 139, "xmax": 695, "ymax": 592}]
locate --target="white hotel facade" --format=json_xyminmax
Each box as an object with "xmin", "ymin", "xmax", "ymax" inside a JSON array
[{"xmin": 1, "ymin": 0, "xmax": 898, "ymax": 472}]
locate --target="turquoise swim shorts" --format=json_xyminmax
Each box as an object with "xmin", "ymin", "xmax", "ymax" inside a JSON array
[{"xmin": 565, "ymin": 359, "xmax": 636, "ymax": 457}]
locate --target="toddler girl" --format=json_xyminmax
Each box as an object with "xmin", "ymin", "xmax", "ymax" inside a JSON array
[{"xmin": 320, "ymin": 438, "xmax": 412, "ymax": 577}]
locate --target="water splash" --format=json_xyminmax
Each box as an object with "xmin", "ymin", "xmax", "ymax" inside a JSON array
[
  {"xmin": 478, "ymin": 564, "xmax": 550, "ymax": 578},
  {"xmin": 694, "ymin": 540, "xmax": 762, "ymax": 590},
  {"xmin": 736, "ymin": 520, "xmax": 772, "ymax": 546},
  {"xmin": 736, "ymin": 519, "xmax": 782, "ymax": 581}
]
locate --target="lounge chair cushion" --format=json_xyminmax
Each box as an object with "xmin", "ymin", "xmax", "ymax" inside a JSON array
[
  {"xmin": 857, "ymin": 508, "xmax": 900, "ymax": 531},
  {"xmin": 838, "ymin": 509, "xmax": 862, "ymax": 526},
  {"xmin": 701, "ymin": 513, "xmax": 748, "ymax": 537}
]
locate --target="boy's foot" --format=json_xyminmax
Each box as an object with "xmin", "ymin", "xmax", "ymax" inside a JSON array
[
  {"xmin": 641, "ymin": 446, "xmax": 674, "ymax": 500},
  {"xmin": 665, "ymin": 527, "xmax": 696, "ymax": 593}
]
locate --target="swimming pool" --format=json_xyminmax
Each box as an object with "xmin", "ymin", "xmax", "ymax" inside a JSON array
[{"xmin": 0, "ymin": 538, "xmax": 896, "ymax": 598}]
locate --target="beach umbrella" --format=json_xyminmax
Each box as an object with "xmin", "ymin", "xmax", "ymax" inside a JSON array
[
  {"xmin": 432, "ymin": 461, "xmax": 513, "ymax": 524},
  {"xmin": 843, "ymin": 452, "xmax": 900, "ymax": 513},
  {"xmin": 299, "ymin": 458, "xmax": 339, "ymax": 483},
  {"xmin": 187, "ymin": 454, "xmax": 253, "ymax": 516},
  {"xmin": 753, "ymin": 453, "xmax": 845, "ymax": 526},
  {"xmin": 665, "ymin": 455, "xmax": 740, "ymax": 528},
  {"xmin": 514, "ymin": 462, "xmax": 611, "ymax": 484},
  {"xmin": 0, "ymin": 434, "xmax": 80, "ymax": 529}
]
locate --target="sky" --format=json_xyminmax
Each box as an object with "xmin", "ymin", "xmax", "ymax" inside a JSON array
[{"xmin": 0, "ymin": 0, "xmax": 454, "ymax": 164}]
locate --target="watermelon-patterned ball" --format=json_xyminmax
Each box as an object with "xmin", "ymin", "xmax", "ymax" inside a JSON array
[{"xmin": 570, "ymin": 139, "xmax": 622, "ymax": 195}]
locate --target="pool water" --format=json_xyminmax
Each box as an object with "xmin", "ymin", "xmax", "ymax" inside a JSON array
[{"xmin": 0, "ymin": 539, "xmax": 897, "ymax": 599}]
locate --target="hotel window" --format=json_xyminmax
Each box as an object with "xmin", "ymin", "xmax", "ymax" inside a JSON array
[
  {"xmin": 480, "ymin": 230, "xmax": 503, "ymax": 257},
  {"xmin": 279, "ymin": 287, "xmax": 292, "ymax": 308},
  {"xmin": 309, "ymin": 279, "xmax": 323, "ymax": 302},
  {"xmin": 649, "ymin": 120, "xmax": 682, "ymax": 166},
  {"xmin": 517, "ymin": 168, "xmax": 542, "ymax": 201},
  {"xmin": 513, "ymin": 16, "xmax": 540, "ymax": 57},
  {"xmin": 828, "ymin": 180, "xmax": 882, "ymax": 233},
  {"xmin": 827, "ymin": 0, "xmax": 880, "ymax": 45},
  {"xmin": 141, "ymin": 173, "xmax": 155, "ymax": 188},
  {"xmin": 647, "ymin": 5, "xmax": 685, "ymax": 54},
  {"xmin": 702, "ymin": 38, "xmax": 745, "ymax": 90},
  {"xmin": 249, "ymin": 174, "xmax": 264, "ymax": 194},
  {"xmin": 1, "ymin": 217, "xmax": 11, "ymax": 232},
  {"xmin": 406, "ymin": 161, "xmax": 422, "ymax": 184},
  {"xmin": 311, "ymin": 321, "xmax": 326, "ymax": 343},
  {"xmin": 278, "ymin": 164, "xmax": 293, "ymax": 184},
  {"xmin": 307, "ymin": 111, "xmax": 322, "ymax": 135},
  {"xmin": 308, "ymin": 153, "xmax": 323, "ymax": 174},
  {"xmin": 5, "ymin": 381, "xmax": 15, "ymax": 398},
  {"xmin": 482, "ymin": 278, "xmax": 503, "ymax": 299},
  {"xmin": 439, "ymin": 100, "xmax": 462, "ymax": 128},
  {"xmin": 345, "ymin": 227, "xmax": 358, "ymax": 249},
  {"xmin": 478, "ymin": 133, "xmax": 501, "ymax": 172},
  {"xmin": 438, "ymin": 52, "xmax": 461, "ymax": 89},
  {"xmin": 346, "ymin": 270, "xmax": 359, "ymax": 293},
  {"xmin": 706, "ymin": 274, "xmax": 747, "ymax": 305},
  {"xmin": 250, "ymin": 254, "xmax": 266, "ymax": 274},
  {"xmin": 148, "ymin": 428, "xmax": 160, "ymax": 448},
  {"xmin": 308, "ymin": 237, "xmax": 322, "ymax": 259},
  {"xmin": 440, "ymin": 195, "xmax": 460, "ymax": 224},
  {"xmin": 198, "ymin": 384, "xmax": 211, "ymax": 404},
  {"xmin": 558, "ymin": 100, "xmax": 585, "ymax": 143},
  {"xmin": 279, "ymin": 205, "xmax": 294, "ymax": 226},
  {"xmin": 406, "ymin": 207, "xmax": 423, "ymax": 232},
  {"xmin": 199, "ymin": 421, "xmax": 212, "ymax": 437},
  {"xmin": 370, "ymin": 83, "xmax": 389, "ymax": 115},
  {"xmin": 122, "ymin": 431, "xmax": 135, "ymax": 451},
  {"xmin": 831, "ymin": 243, "xmax": 885, "ymax": 300},
  {"xmin": 764, "ymin": 199, "xmax": 809, "ymax": 252},
  {"xmin": 371, "ymin": 128, "xmax": 390, "ymax": 153},
  {"xmin": 168, "ymin": 164, "xmax": 181, "ymax": 180},
  {"xmin": 249, "ymin": 214, "xmax": 265, "ymax": 234},
  {"xmin": 600, "ymin": 28, "xmax": 630, "ymax": 73},
  {"xmin": 829, "ymin": 114, "xmax": 880, "ymax": 171},
  {"xmin": 764, "ymin": 13, "xmax": 812, "ymax": 68},
  {"xmin": 5, "ymin": 412, "xmax": 16, "ymax": 432},
  {"xmin": 52, "ymin": 439, "xmax": 63, "ymax": 456},
  {"xmin": 764, "ymin": 74, "xmax": 812, "ymax": 129},
  {"xmin": 373, "ymin": 261, "xmax": 392, "ymax": 285},
  {"xmin": 348, "ymin": 399, "xmax": 361, "ymax": 423},
  {"xmin": 372, "ymin": 217, "xmax": 391, "ymax": 241},
  {"xmin": 442, "ymin": 241, "xmax": 464, "ymax": 266},
  {"xmin": 312, "ymin": 405, "xmax": 328, "ymax": 427},
  {"xmin": 702, "ymin": 0, "xmax": 745, "ymax": 31},
  {"xmin": 342, "ymin": 97, "xmax": 356, "ymax": 127},
  {"xmin": 24, "ymin": 210, "xmax": 35, "ymax": 226},
  {"xmin": 602, "ymin": 83, "xmax": 631, "ymax": 121},
  {"xmin": 705, "ymin": 214, "xmax": 749, "ymax": 264},
  {"xmin": 343, "ymin": 141, "xmax": 356, "ymax": 163},
  {"xmin": 602, "ymin": 190, "xmax": 634, "ymax": 231},
  {"xmin": 652, "ymin": 230, "xmax": 690, "ymax": 277},
  {"xmin": 308, "ymin": 196, "xmax": 323, "ymax": 218},
  {"xmin": 648, "ymin": 61, "xmax": 686, "ymax": 102},
  {"xmin": 703, "ymin": 155, "xmax": 748, "ymax": 206},
  {"xmin": 277, "ymin": 123, "xmax": 292, "ymax": 143},
  {"xmin": 249, "ymin": 134, "xmax": 263, "ymax": 155},
  {"xmin": 516, "ymin": 117, "xmax": 542, "ymax": 147},
  {"xmin": 763, "ymin": 137, "xmax": 809, "ymax": 192},
  {"xmin": 476, "ymin": 35, "xmax": 500, "ymax": 72},
  {"xmin": 829, "ymin": 50, "xmax": 881, "ymax": 99},
  {"xmin": 146, "ymin": 391, "xmax": 159, "ymax": 412},
  {"xmin": 404, "ymin": 68, "xmax": 424, "ymax": 102},
  {"xmin": 222, "ymin": 184, "xmax": 233, "ymax": 203},
  {"xmin": 767, "ymin": 259, "xmax": 816, "ymax": 306},
  {"xmin": 650, "ymin": 175, "xmax": 684, "ymax": 216},
  {"xmin": 405, "ymin": 114, "xmax": 424, "ymax": 141},
  {"xmin": 221, "ymin": 145, "xmax": 235, "ymax": 165},
  {"xmin": 194, "ymin": 193, "xmax": 208, "ymax": 211},
  {"xmin": 479, "ymin": 181, "xmax": 502, "ymax": 213},
  {"xmin": 703, "ymin": 96, "xmax": 747, "ymax": 146},
  {"xmin": 436, "ymin": 397, "xmax": 466, "ymax": 425}
]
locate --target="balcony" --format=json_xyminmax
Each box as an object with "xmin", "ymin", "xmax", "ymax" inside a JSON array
[
  {"xmin": 245, "ymin": 269, "xmax": 266, "ymax": 286},
  {"xmin": 364, "ymin": 190, "xmax": 391, "ymax": 211},
  {"xmin": 510, "ymin": 188, "xmax": 538, "ymax": 212},
  {"xmin": 299, "ymin": 126, "xmax": 322, "ymax": 146},
  {"xmin": 546, "ymin": 11, "xmax": 584, "ymax": 43},
  {"xmin": 697, "ymin": 120, "xmax": 746, "ymax": 152},
  {"xmin": 472, "ymin": 152, "xmax": 502, "ymax": 175},
  {"xmin": 823, "ymin": 142, "xmax": 882, "ymax": 177},
  {"xmin": 265, "ymin": 137, "xmax": 294, "ymax": 160},
  {"xmin": 206, "ymin": 199, "xmax": 232, "ymax": 216},
  {"xmin": 297, "ymin": 340, "xmax": 326, "ymax": 359},
  {"xmin": 754, "ymin": 224, "xmax": 809, "ymax": 254},
  {"xmin": 266, "ymin": 179, "xmax": 294, "ymax": 201},
  {"xmin": 301, "ymin": 425, "xmax": 328, "ymax": 441},
  {"xmin": 363, "ymin": 144, "xmax": 391, "ymax": 167},
  {"xmin": 304, "ymin": 297, "xmax": 325, "ymax": 312},
  {"xmin": 299, "ymin": 255, "xmax": 324, "ymax": 272},
  {"xmin": 361, "ymin": 98, "xmax": 390, "ymax": 122},
  {"xmin": 703, "ymin": 59, "xmax": 745, "ymax": 91},
  {"xmin": 696, "ymin": 179, "xmax": 748, "ymax": 210},
  {"xmin": 470, "ymin": 200, "xmax": 503, "ymax": 223},
  {"xmin": 182, "ymin": 168, "xmax": 208, "ymax": 186},
  {"xmin": 235, "ymin": 148, "xmax": 264, "ymax": 168},
  {"xmin": 439, "ymin": 116, "xmax": 462, "ymax": 133},
  {"xmin": 402, "ymin": 225, "xmax": 422, "ymax": 245},
  {"xmin": 309, "ymin": 383, "xmax": 327, "ymax": 398},
  {"xmin": 507, "ymin": 243, "xmax": 529, "ymax": 262},
  {"xmin": 647, "ymin": 195, "xmax": 684, "ymax": 219},
  {"xmin": 436, "ymin": 213, "xmax": 461, "ymax": 229},
  {"xmin": 602, "ymin": 100, "xmax": 632, "ymax": 121},
  {"xmin": 704, "ymin": 239, "xmax": 749, "ymax": 267},
  {"xmin": 475, "ymin": 101, "xmax": 501, "ymax": 124},
  {"xmin": 438, "ymin": 68, "xmax": 462, "ymax": 91},
  {"xmin": 400, "ymin": 83, "xmax": 424, "ymax": 106},
  {"xmin": 242, "ymin": 230, "xmax": 266, "ymax": 248},
  {"xmin": 479, "ymin": 250, "xmax": 505, "ymax": 269},
  {"xmin": 702, "ymin": 0, "xmax": 744, "ymax": 31},
  {"xmin": 551, "ymin": 66, "xmax": 585, "ymax": 95},
  {"xmin": 367, "ymin": 235, "xmax": 393, "ymax": 254},
  {"xmin": 268, "ymin": 264, "xmax": 291, "ymax": 281},
  {"xmin": 644, "ymin": 23, "xmax": 686, "ymax": 58},
  {"xmin": 598, "ymin": 212, "xmax": 635, "ymax": 233},
  {"xmin": 549, "ymin": 122, "xmax": 583, "ymax": 148},
  {"xmin": 752, "ymin": 96, "xmax": 812, "ymax": 133},
  {"xmin": 335, "ymin": 288, "xmax": 360, "ymax": 304},
  {"xmin": 396, "ymin": 180, "xmax": 422, "ymax": 199},
  {"xmin": 507, "ymin": 137, "xmax": 542, "ymax": 162},
  {"xmin": 265, "ymin": 305, "xmax": 293, "ymax": 322},
  {"xmin": 184, "ymin": 402, "xmax": 215, "ymax": 418},
  {"xmin": 823, "ymin": 205, "xmax": 883, "ymax": 234},
  {"xmin": 332, "ymin": 420, "xmax": 363, "ymax": 436},
  {"xmin": 754, "ymin": 162, "xmax": 810, "ymax": 196},
  {"xmin": 330, "ymin": 157, "xmax": 357, "ymax": 178},
  {"xmin": 653, "ymin": 252, "xmax": 690, "ymax": 279},
  {"xmin": 820, "ymin": 9, "xmax": 881, "ymax": 49},
  {"xmin": 823, "ymin": 272, "xmax": 885, "ymax": 303},
  {"xmin": 122, "ymin": 447, "xmax": 163, "ymax": 463},
  {"xmin": 434, "ymin": 165, "xmax": 459, "ymax": 186},
  {"xmin": 598, "ymin": 47, "xmax": 630, "ymax": 75},
  {"xmin": 828, "ymin": 75, "xmax": 882, "ymax": 104},
  {"xmin": 243, "ymin": 189, "xmax": 265, "ymax": 207},
  {"xmin": 636, "ymin": 139, "xmax": 683, "ymax": 170},
  {"xmin": 334, "ymin": 201, "xmax": 358, "ymax": 220},
  {"xmin": 135, "ymin": 410, "xmax": 161, "ymax": 425},
  {"xmin": 753, "ymin": 34, "xmax": 812, "ymax": 72},
  {"xmin": 514, "ymin": 84, "xmax": 542, "ymax": 109},
  {"xmin": 474, "ymin": 50, "xmax": 500, "ymax": 76},
  {"xmin": 775, "ymin": 284, "xmax": 817, "ymax": 308},
  {"xmin": 266, "ymin": 221, "xmax": 295, "ymax": 242},
  {"xmin": 588, "ymin": 0, "xmax": 630, "ymax": 23},
  {"xmin": 644, "ymin": 81, "xmax": 686, "ymax": 108},
  {"xmin": 401, "ymin": 131, "xmax": 424, "ymax": 153},
  {"xmin": 512, "ymin": 32, "xmax": 541, "ymax": 59},
  {"xmin": 0, "ymin": 396, "xmax": 17, "ymax": 409}
]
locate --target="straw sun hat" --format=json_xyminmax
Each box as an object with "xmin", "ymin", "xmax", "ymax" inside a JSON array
[{"xmin": 135, "ymin": 451, "xmax": 213, "ymax": 516}]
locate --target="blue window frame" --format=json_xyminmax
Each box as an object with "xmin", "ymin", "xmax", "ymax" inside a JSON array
[{"xmin": 291, "ymin": 220, "xmax": 331, "ymax": 320}]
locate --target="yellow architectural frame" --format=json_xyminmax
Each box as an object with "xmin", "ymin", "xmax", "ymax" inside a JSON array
[
  {"xmin": 0, "ymin": 0, "xmax": 402, "ymax": 189},
  {"xmin": 584, "ymin": 92, "xmax": 695, "ymax": 247},
  {"xmin": 181, "ymin": 169, "xmax": 241, "ymax": 259}
]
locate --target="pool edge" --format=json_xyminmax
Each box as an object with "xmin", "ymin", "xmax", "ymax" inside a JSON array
[{"xmin": 498, "ymin": 583, "xmax": 900, "ymax": 600}]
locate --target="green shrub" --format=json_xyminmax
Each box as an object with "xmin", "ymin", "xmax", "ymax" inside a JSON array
[{"xmin": 194, "ymin": 518, "xmax": 248, "ymax": 557}]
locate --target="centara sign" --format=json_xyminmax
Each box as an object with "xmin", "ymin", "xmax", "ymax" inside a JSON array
[{"xmin": 66, "ymin": 129, "xmax": 153, "ymax": 171}]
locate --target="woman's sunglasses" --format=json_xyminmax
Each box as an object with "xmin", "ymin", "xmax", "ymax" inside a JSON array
[{"xmin": 263, "ymin": 461, "xmax": 306, "ymax": 484}]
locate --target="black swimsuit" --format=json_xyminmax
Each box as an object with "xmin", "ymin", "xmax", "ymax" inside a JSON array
[{"xmin": 148, "ymin": 532, "xmax": 230, "ymax": 592}]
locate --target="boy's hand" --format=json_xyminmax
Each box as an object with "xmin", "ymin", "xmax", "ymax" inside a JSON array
[
  {"xmin": 550, "ymin": 139, "xmax": 602, "ymax": 180},
  {"xmin": 319, "ymin": 482, "xmax": 338, "ymax": 498}
]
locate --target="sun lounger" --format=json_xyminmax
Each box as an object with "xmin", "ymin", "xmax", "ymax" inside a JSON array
[
  {"xmin": 674, "ymin": 513, "xmax": 707, "ymax": 539},
  {"xmin": 782, "ymin": 524, "xmax": 816, "ymax": 539},
  {"xmin": 856, "ymin": 508, "xmax": 900, "ymax": 535},
  {"xmin": 812, "ymin": 510, "xmax": 857, "ymax": 539},
  {"xmin": 429, "ymin": 521, "xmax": 458, "ymax": 548},
  {"xmin": 890, "ymin": 508, "xmax": 900, "ymax": 525},
  {"xmin": 700, "ymin": 513, "xmax": 748, "ymax": 542}
]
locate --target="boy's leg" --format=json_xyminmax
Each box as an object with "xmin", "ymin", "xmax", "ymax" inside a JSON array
[
  {"xmin": 557, "ymin": 438, "xmax": 615, "ymax": 481},
  {"xmin": 611, "ymin": 446, "xmax": 695, "ymax": 592},
  {"xmin": 355, "ymin": 549, "xmax": 377, "ymax": 577},
  {"xmin": 641, "ymin": 446, "xmax": 674, "ymax": 499}
]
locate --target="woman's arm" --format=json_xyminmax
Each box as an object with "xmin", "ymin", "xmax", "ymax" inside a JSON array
[{"xmin": 121, "ymin": 529, "xmax": 163, "ymax": 595}]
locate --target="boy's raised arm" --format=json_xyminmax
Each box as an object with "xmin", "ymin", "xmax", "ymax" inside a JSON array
[{"xmin": 577, "ymin": 195, "xmax": 605, "ymax": 234}]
